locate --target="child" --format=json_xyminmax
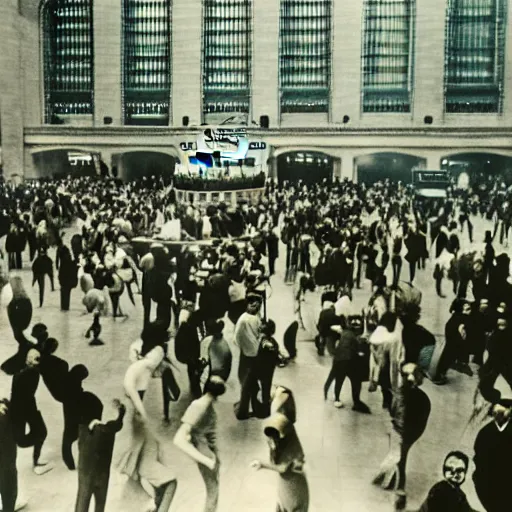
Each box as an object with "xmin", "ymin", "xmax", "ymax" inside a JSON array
[
  {"xmin": 255, "ymin": 320, "xmax": 280, "ymax": 418},
  {"xmin": 417, "ymin": 451, "xmax": 475, "ymax": 512}
]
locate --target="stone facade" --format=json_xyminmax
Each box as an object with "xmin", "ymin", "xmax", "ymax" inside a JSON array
[{"xmin": 1, "ymin": 0, "xmax": 512, "ymax": 180}]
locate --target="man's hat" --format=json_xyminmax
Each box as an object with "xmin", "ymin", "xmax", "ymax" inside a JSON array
[{"xmin": 247, "ymin": 293, "xmax": 263, "ymax": 304}]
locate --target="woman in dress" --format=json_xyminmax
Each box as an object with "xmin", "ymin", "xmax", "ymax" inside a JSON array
[
  {"xmin": 118, "ymin": 343, "xmax": 177, "ymax": 512},
  {"xmin": 250, "ymin": 386, "xmax": 309, "ymax": 512}
]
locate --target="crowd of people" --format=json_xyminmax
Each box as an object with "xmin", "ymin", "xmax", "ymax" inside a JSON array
[{"xmin": 0, "ymin": 172, "xmax": 512, "ymax": 511}]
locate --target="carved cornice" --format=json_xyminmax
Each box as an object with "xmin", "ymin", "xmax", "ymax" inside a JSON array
[{"xmin": 24, "ymin": 125, "xmax": 512, "ymax": 139}]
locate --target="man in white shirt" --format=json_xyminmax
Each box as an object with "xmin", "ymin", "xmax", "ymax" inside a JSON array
[{"xmin": 233, "ymin": 295, "xmax": 262, "ymax": 420}]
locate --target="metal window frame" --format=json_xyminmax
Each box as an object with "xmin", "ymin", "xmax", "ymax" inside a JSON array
[
  {"xmin": 360, "ymin": 0, "xmax": 416, "ymax": 114},
  {"xmin": 41, "ymin": 0, "xmax": 95, "ymax": 124},
  {"xmin": 444, "ymin": 0, "xmax": 507, "ymax": 114},
  {"xmin": 278, "ymin": 0, "xmax": 333, "ymax": 115},
  {"xmin": 121, "ymin": 0, "xmax": 173, "ymax": 126},
  {"xmin": 200, "ymin": 0, "xmax": 254, "ymax": 120}
]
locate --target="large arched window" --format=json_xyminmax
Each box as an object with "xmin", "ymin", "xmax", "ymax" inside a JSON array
[
  {"xmin": 361, "ymin": 0, "xmax": 415, "ymax": 113},
  {"xmin": 202, "ymin": 0, "xmax": 252, "ymax": 120},
  {"xmin": 279, "ymin": 0, "xmax": 332, "ymax": 114},
  {"xmin": 42, "ymin": 0, "xmax": 94, "ymax": 124},
  {"xmin": 122, "ymin": 0, "xmax": 172, "ymax": 125},
  {"xmin": 444, "ymin": 0, "xmax": 507, "ymax": 113}
]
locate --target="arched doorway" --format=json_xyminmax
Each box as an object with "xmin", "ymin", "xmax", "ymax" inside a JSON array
[
  {"xmin": 32, "ymin": 149, "xmax": 99, "ymax": 178},
  {"xmin": 440, "ymin": 153, "xmax": 512, "ymax": 188},
  {"xmin": 356, "ymin": 153, "xmax": 427, "ymax": 184},
  {"xmin": 277, "ymin": 151, "xmax": 334, "ymax": 184},
  {"xmin": 119, "ymin": 152, "xmax": 176, "ymax": 182}
]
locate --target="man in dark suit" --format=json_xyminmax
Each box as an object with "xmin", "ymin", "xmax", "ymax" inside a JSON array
[
  {"xmin": 0, "ymin": 399, "xmax": 18, "ymax": 512},
  {"xmin": 473, "ymin": 399, "xmax": 512, "ymax": 512},
  {"xmin": 75, "ymin": 395, "xmax": 125, "ymax": 512},
  {"xmin": 9, "ymin": 348, "xmax": 51, "ymax": 476}
]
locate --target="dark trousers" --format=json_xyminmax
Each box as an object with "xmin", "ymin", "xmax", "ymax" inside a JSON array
[
  {"xmin": 161, "ymin": 367, "xmax": 180, "ymax": 421},
  {"xmin": 460, "ymin": 215, "xmax": 473, "ymax": 243},
  {"xmin": 156, "ymin": 300, "xmax": 172, "ymax": 331},
  {"xmin": 269, "ymin": 257, "xmax": 276, "ymax": 276},
  {"xmin": 35, "ymin": 273, "xmax": 55, "ymax": 308},
  {"xmin": 75, "ymin": 476, "xmax": 109, "ymax": 512},
  {"xmin": 12, "ymin": 407, "xmax": 47, "ymax": 466},
  {"xmin": 29, "ymin": 241, "xmax": 36, "ymax": 262},
  {"xmin": 355, "ymin": 258, "xmax": 364, "ymax": 288},
  {"xmin": 408, "ymin": 261, "xmax": 417, "ymax": 283},
  {"xmin": 235, "ymin": 354, "xmax": 259, "ymax": 419},
  {"xmin": 110, "ymin": 292, "xmax": 121, "ymax": 317},
  {"xmin": 255, "ymin": 365, "xmax": 276, "ymax": 418},
  {"xmin": 142, "ymin": 293, "xmax": 151, "ymax": 328},
  {"xmin": 0, "ymin": 467, "xmax": 17, "ymax": 512},
  {"xmin": 396, "ymin": 443, "xmax": 412, "ymax": 492},
  {"xmin": 392, "ymin": 255, "xmax": 402, "ymax": 288},
  {"xmin": 8, "ymin": 252, "xmax": 17, "ymax": 271},
  {"xmin": 324, "ymin": 360, "xmax": 362, "ymax": 404},
  {"xmin": 62, "ymin": 402, "xmax": 79, "ymax": 470},
  {"xmin": 60, "ymin": 286, "xmax": 72, "ymax": 311},
  {"xmin": 187, "ymin": 362, "xmax": 202, "ymax": 398}
]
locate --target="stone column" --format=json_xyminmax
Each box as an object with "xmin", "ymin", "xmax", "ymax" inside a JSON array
[
  {"xmin": 426, "ymin": 153, "xmax": 442, "ymax": 170},
  {"xmin": 502, "ymin": 1, "xmax": 512, "ymax": 119},
  {"xmin": 413, "ymin": 0, "xmax": 447, "ymax": 125},
  {"xmin": 341, "ymin": 153, "xmax": 355, "ymax": 181},
  {"xmin": 0, "ymin": 1, "xmax": 24, "ymax": 180},
  {"xmin": 172, "ymin": 0, "xmax": 202, "ymax": 126},
  {"xmin": 252, "ymin": 0, "xmax": 280, "ymax": 127},
  {"xmin": 333, "ymin": 158, "xmax": 342, "ymax": 181},
  {"xmin": 94, "ymin": 0, "xmax": 122, "ymax": 126},
  {"xmin": 331, "ymin": 0, "xmax": 363, "ymax": 124}
]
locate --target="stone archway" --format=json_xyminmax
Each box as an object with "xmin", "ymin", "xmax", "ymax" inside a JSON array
[
  {"xmin": 440, "ymin": 152, "xmax": 512, "ymax": 187},
  {"xmin": 277, "ymin": 150, "xmax": 335, "ymax": 185},
  {"xmin": 355, "ymin": 152, "xmax": 427, "ymax": 185},
  {"xmin": 31, "ymin": 148, "xmax": 100, "ymax": 178},
  {"xmin": 118, "ymin": 151, "xmax": 177, "ymax": 182}
]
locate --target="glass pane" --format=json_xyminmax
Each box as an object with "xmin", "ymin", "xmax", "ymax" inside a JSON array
[
  {"xmin": 202, "ymin": 0, "xmax": 253, "ymax": 115},
  {"xmin": 444, "ymin": 0, "xmax": 506, "ymax": 113},
  {"xmin": 279, "ymin": 0, "xmax": 332, "ymax": 113},
  {"xmin": 122, "ymin": 0, "xmax": 172, "ymax": 125},
  {"xmin": 43, "ymin": 0, "xmax": 94, "ymax": 123},
  {"xmin": 361, "ymin": 0, "xmax": 415, "ymax": 113}
]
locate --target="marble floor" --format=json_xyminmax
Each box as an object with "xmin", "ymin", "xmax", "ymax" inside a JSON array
[{"xmin": 0, "ymin": 218, "xmax": 495, "ymax": 512}]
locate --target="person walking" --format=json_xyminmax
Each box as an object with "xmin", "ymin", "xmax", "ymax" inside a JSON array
[
  {"xmin": 174, "ymin": 376, "xmax": 225, "ymax": 512},
  {"xmin": 75, "ymin": 395, "xmax": 125, "ymax": 512},
  {"xmin": 323, "ymin": 315, "xmax": 371, "ymax": 413},
  {"xmin": 199, "ymin": 319, "xmax": 232, "ymax": 384},
  {"xmin": 58, "ymin": 244, "xmax": 78, "ymax": 311},
  {"xmin": 233, "ymin": 295, "xmax": 263, "ymax": 420},
  {"xmin": 9, "ymin": 348, "xmax": 52, "ymax": 476},
  {"xmin": 31, "ymin": 247, "xmax": 55, "ymax": 308},
  {"xmin": 254, "ymin": 319, "xmax": 280, "ymax": 418},
  {"xmin": 373, "ymin": 363, "xmax": 431, "ymax": 510},
  {"xmin": 250, "ymin": 386, "xmax": 309, "ymax": 512},
  {"xmin": 118, "ymin": 345, "xmax": 177, "ymax": 512},
  {"xmin": 473, "ymin": 399, "xmax": 512, "ymax": 512},
  {"xmin": 0, "ymin": 399, "xmax": 20, "ymax": 512}
]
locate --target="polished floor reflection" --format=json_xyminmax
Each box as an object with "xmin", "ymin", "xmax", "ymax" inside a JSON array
[{"xmin": 0, "ymin": 219, "xmax": 491, "ymax": 511}]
